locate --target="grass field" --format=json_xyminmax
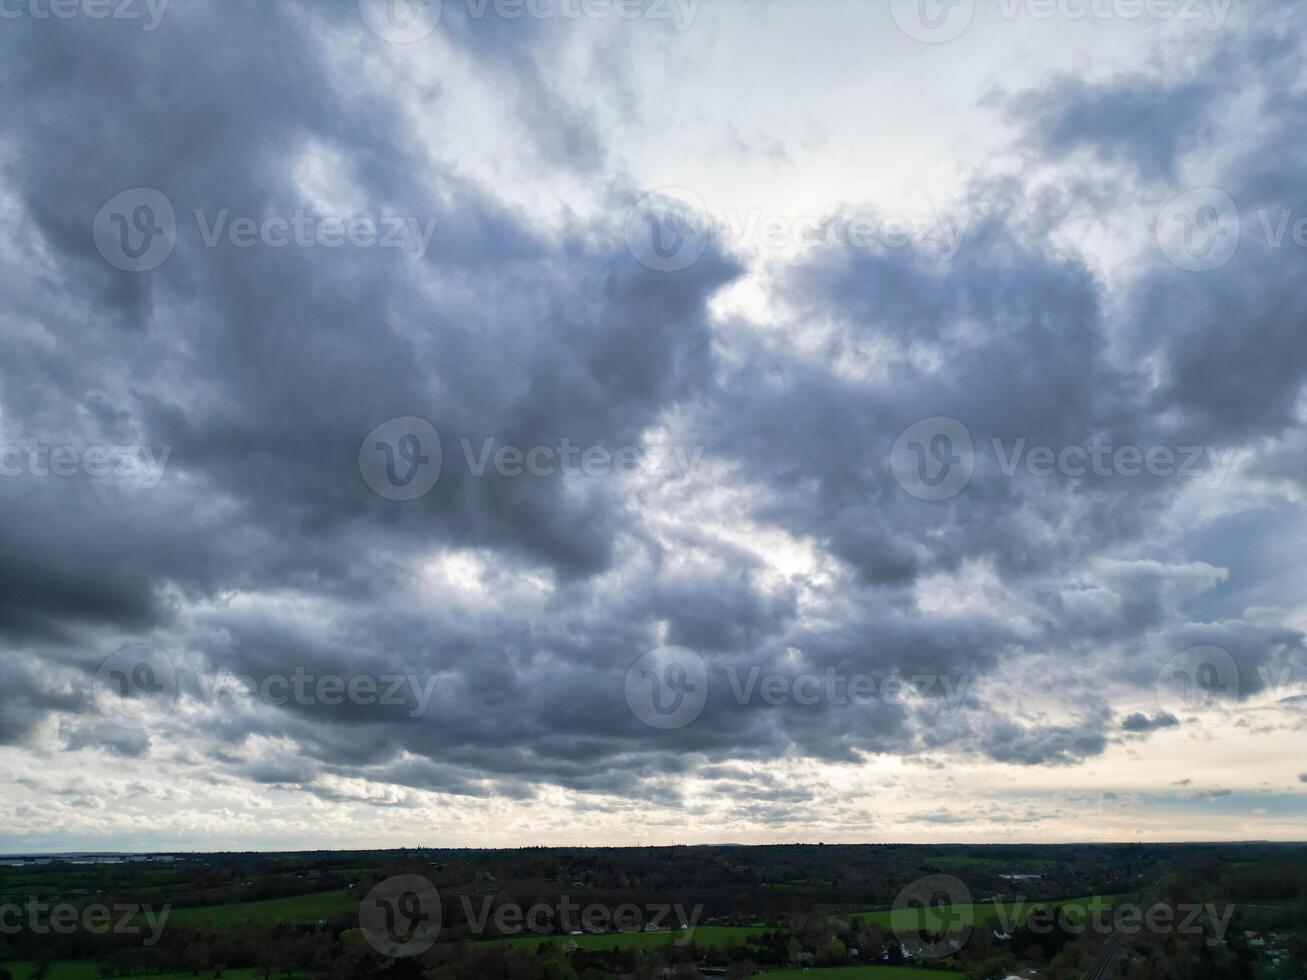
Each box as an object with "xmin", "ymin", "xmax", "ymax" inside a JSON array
[
  {"xmin": 162, "ymin": 888, "xmax": 358, "ymax": 928},
  {"xmin": 481, "ymin": 924, "xmax": 766, "ymax": 952},
  {"xmin": 828, "ymin": 894, "xmax": 1118, "ymax": 931},
  {"xmin": 0, "ymin": 865, "xmax": 187, "ymax": 902},
  {"xmin": 919, "ymin": 855, "xmax": 1010, "ymax": 869},
  {"xmin": 0, "ymin": 963, "xmax": 306, "ymax": 980},
  {"xmin": 753, "ymin": 968, "xmax": 960, "ymax": 979}
]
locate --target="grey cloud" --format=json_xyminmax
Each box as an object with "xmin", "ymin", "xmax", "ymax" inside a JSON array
[
  {"xmin": 1004, "ymin": 74, "xmax": 1222, "ymax": 180},
  {"xmin": 1122, "ymin": 712, "xmax": 1180, "ymax": 733},
  {"xmin": 3, "ymin": 1, "xmax": 1307, "ymax": 832}
]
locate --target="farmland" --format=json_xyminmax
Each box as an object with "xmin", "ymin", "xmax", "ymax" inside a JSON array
[
  {"xmin": 752, "ymin": 969, "xmax": 960, "ymax": 980},
  {"xmin": 827, "ymin": 894, "xmax": 1119, "ymax": 931},
  {"xmin": 480, "ymin": 924, "xmax": 765, "ymax": 953},
  {"xmin": 0, "ymin": 963, "xmax": 307, "ymax": 980},
  {"xmin": 1, "ymin": 844, "xmax": 1301, "ymax": 979},
  {"xmin": 160, "ymin": 887, "xmax": 358, "ymax": 929}
]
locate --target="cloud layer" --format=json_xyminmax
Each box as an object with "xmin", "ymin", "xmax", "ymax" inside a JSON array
[{"xmin": 1, "ymin": 0, "xmax": 1306, "ymax": 848}]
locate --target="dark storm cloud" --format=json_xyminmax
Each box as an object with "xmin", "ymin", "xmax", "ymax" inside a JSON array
[
  {"xmin": 2, "ymin": 1, "xmax": 1307, "ymax": 814},
  {"xmin": 0, "ymin": 655, "xmax": 80, "ymax": 745},
  {"xmin": 1121, "ymin": 712, "xmax": 1180, "ymax": 734},
  {"xmin": 0, "ymin": 0, "xmax": 736, "ymax": 637}
]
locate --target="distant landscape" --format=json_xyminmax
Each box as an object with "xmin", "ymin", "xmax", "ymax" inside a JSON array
[{"xmin": 2, "ymin": 843, "xmax": 1303, "ymax": 978}]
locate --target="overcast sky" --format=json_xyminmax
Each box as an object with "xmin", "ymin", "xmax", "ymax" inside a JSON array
[{"xmin": 2, "ymin": 0, "xmax": 1306, "ymax": 852}]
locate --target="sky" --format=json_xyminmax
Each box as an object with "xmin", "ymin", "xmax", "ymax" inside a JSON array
[{"xmin": 1, "ymin": 0, "xmax": 1306, "ymax": 852}]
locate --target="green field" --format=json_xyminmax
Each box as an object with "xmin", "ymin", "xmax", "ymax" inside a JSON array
[
  {"xmin": 828, "ymin": 894, "xmax": 1118, "ymax": 931},
  {"xmin": 0, "ymin": 963, "xmax": 305, "ymax": 980},
  {"xmin": 753, "ymin": 968, "xmax": 960, "ymax": 980},
  {"xmin": 163, "ymin": 888, "xmax": 358, "ymax": 928},
  {"xmin": 0, "ymin": 865, "xmax": 187, "ymax": 902},
  {"xmin": 482, "ymin": 924, "xmax": 765, "ymax": 952},
  {"xmin": 919, "ymin": 855, "xmax": 1010, "ymax": 869}
]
